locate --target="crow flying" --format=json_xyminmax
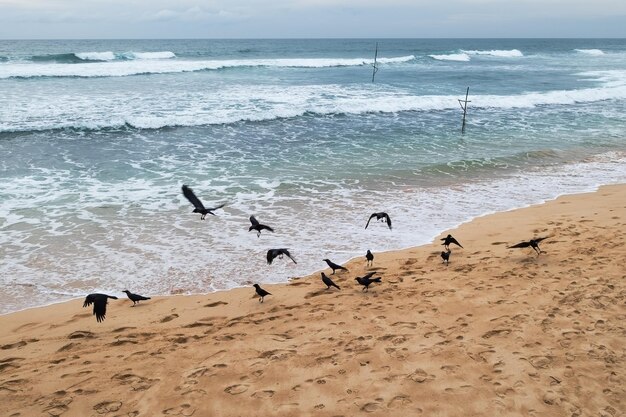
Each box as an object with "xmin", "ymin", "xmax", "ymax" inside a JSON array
[
  {"xmin": 266, "ymin": 248, "xmax": 297, "ymax": 265},
  {"xmin": 441, "ymin": 250, "xmax": 451, "ymax": 265},
  {"xmin": 366, "ymin": 250, "xmax": 374, "ymax": 266},
  {"xmin": 83, "ymin": 293, "xmax": 118, "ymax": 323},
  {"xmin": 508, "ymin": 237, "xmax": 548, "ymax": 255},
  {"xmin": 181, "ymin": 184, "xmax": 225, "ymax": 220},
  {"xmin": 253, "ymin": 284, "xmax": 271, "ymax": 303},
  {"xmin": 354, "ymin": 272, "xmax": 382, "ymax": 292},
  {"xmin": 441, "ymin": 234, "xmax": 463, "ymax": 250},
  {"xmin": 249, "ymin": 216, "xmax": 274, "ymax": 237},
  {"xmin": 365, "ymin": 212, "xmax": 392, "ymax": 230},
  {"xmin": 122, "ymin": 290, "xmax": 151, "ymax": 306},
  {"xmin": 321, "ymin": 272, "xmax": 340, "ymax": 290},
  {"xmin": 323, "ymin": 258, "xmax": 348, "ymax": 275}
]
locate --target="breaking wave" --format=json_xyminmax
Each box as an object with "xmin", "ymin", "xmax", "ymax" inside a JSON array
[
  {"xmin": 0, "ymin": 55, "xmax": 415, "ymax": 79},
  {"xmin": 575, "ymin": 49, "xmax": 605, "ymax": 56},
  {"xmin": 462, "ymin": 49, "xmax": 524, "ymax": 57},
  {"xmin": 429, "ymin": 53, "xmax": 470, "ymax": 62},
  {"xmin": 3, "ymin": 81, "xmax": 625, "ymax": 133}
]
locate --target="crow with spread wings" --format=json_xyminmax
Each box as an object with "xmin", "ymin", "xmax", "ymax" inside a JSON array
[
  {"xmin": 508, "ymin": 237, "xmax": 548, "ymax": 255},
  {"xmin": 249, "ymin": 216, "xmax": 274, "ymax": 237},
  {"xmin": 365, "ymin": 212, "xmax": 392, "ymax": 230},
  {"xmin": 83, "ymin": 293, "xmax": 118, "ymax": 323},
  {"xmin": 181, "ymin": 185, "xmax": 225, "ymax": 220}
]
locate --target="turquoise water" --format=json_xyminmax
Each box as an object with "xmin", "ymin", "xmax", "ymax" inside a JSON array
[{"xmin": 1, "ymin": 39, "xmax": 625, "ymax": 313}]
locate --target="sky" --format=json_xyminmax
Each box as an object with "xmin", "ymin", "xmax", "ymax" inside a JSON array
[{"xmin": 0, "ymin": 0, "xmax": 625, "ymax": 39}]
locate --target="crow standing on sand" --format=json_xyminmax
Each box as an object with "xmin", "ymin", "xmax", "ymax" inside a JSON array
[
  {"xmin": 321, "ymin": 272, "xmax": 340, "ymax": 290},
  {"xmin": 267, "ymin": 248, "xmax": 297, "ymax": 265},
  {"xmin": 441, "ymin": 250, "xmax": 451, "ymax": 265},
  {"xmin": 323, "ymin": 259, "xmax": 348, "ymax": 275},
  {"xmin": 366, "ymin": 250, "xmax": 374, "ymax": 266},
  {"xmin": 508, "ymin": 237, "xmax": 548, "ymax": 255},
  {"xmin": 365, "ymin": 212, "xmax": 392, "ymax": 230},
  {"xmin": 441, "ymin": 234, "xmax": 463, "ymax": 250},
  {"xmin": 122, "ymin": 290, "xmax": 151, "ymax": 306},
  {"xmin": 181, "ymin": 185, "xmax": 225, "ymax": 220},
  {"xmin": 253, "ymin": 284, "xmax": 271, "ymax": 303},
  {"xmin": 354, "ymin": 272, "xmax": 382, "ymax": 292},
  {"xmin": 249, "ymin": 216, "xmax": 274, "ymax": 237},
  {"xmin": 83, "ymin": 293, "xmax": 118, "ymax": 323}
]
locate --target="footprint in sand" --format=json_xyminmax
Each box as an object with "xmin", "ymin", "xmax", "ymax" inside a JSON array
[
  {"xmin": 407, "ymin": 369, "xmax": 434, "ymax": 383},
  {"xmin": 0, "ymin": 378, "xmax": 28, "ymax": 393},
  {"xmin": 289, "ymin": 281, "xmax": 310, "ymax": 287},
  {"xmin": 205, "ymin": 301, "xmax": 228, "ymax": 308},
  {"xmin": 252, "ymin": 390, "xmax": 275, "ymax": 398},
  {"xmin": 57, "ymin": 342, "xmax": 80, "ymax": 352},
  {"xmin": 0, "ymin": 357, "xmax": 23, "ymax": 372},
  {"xmin": 224, "ymin": 384, "xmax": 249, "ymax": 395},
  {"xmin": 360, "ymin": 400, "xmax": 384, "ymax": 413},
  {"xmin": 60, "ymin": 370, "xmax": 91, "ymax": 379},
  {"xmin": 93, "ymin": 401, "xmax": 122, "ymax": 414},
  {"xmin": 183, "ymin": 321, "xmax": 213, "ymax": 329},
  {"xmin": 111, "ymin": 372, "xmax": 158, "ymax": 391},
  {"xmin": 388, "ymin": 395, "xmax": 412, "ymax": 408},
  {"xmin": 527, "ymin": 356, "xmax": 553, "ymax": 369},
  {"xmin": 160, "ymin": 313, "xmax": 179, "ymax": 323},
  {"xmin": 481, "ymin": 329, "xmax": 512, "ymax": 339},
  {"xmin": 259, "ymin": 349, "xmax": 296, "ymax": 361},
  {"xmin": 391, "ymin": 321, "xmax": 417, "ymax": 330},
  {"xmin": 163, "ymin": 404, "xmax": 196, "ymax": 416},
  {"xmin": 1, "ymin": 341, "xmax": 27, "ymax": 350},
  {"xmin": 67, "ymin": 330, "xmax": 94, "ymax": 339}
]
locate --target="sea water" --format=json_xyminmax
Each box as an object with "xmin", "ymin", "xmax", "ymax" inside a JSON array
[{"xmin": 1, "ymin": 38, "xmax": 625, "ymax": 314}]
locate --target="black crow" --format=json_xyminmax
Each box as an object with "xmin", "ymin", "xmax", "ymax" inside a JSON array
[
  {"xmin": 441, "ymin": 234, "xmax": 463, "ymax": 250},
  {"xmin": 366, "ymin": 250, "xmax": 374, "ymax": 266},
  {"xmin": 253, "ymin": 284, "xmax": 271, "ymax": 303},
  {"xmin": 354, "ymin": 273, "xmax": 382, "ymax": 292},
  {"xmin": 321, "ymin": 272, "xmax": 340, "ymax": 290},
  {"xmin": 267, "ymin": 248, "xmax": 297, "ymax": 265},
  {"xmin": 83, "ymin": 293, "xmax": 118, "ymax": 323},
  {"xmin": 181, "ymin": 184, "xmax": 225, "ymax": 220},
  {"xmin": 508, "ymin": 237, "xmax": 548, "ymax": 255},
  {"xmin": 249, "ymin": 215, "xmax": 274, "ymax": 237},
  {"xmin": 441, "ymin": 250, "xmax": 451, "ymax": 265},
  {"xmin": 122, "ymin": 290, "xmax": 151, "ymax": 306},
  {"xmin": 365, "ymin": 212, "xmax": 392, "ymax": 230},
  {"xmin": 323, "ymin": 258, "xmax": 348, "ymax": 275}
]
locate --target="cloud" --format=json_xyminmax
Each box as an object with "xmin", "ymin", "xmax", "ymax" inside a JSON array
[{"xmin": 0, "ymin": 0, "xmax": 624, "ymax": 38}]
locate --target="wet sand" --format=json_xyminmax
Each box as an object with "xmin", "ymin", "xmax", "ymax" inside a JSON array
[{"xmin": 0, "ymin": 184, "xmax": 624, "ymax": 417}]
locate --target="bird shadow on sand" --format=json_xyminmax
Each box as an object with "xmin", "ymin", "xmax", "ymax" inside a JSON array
[{"xmin": 304, "ymin": 289, "xmax": 338, "ymax": 299}]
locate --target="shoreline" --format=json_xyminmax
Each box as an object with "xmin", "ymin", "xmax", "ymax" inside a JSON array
[
  {"xmin": 1, "ymin": 183, "xmax": 624, "ymax": 416},
  {"xmin": 2, "ymin": 179, "xmax": 624, "ymax": 317}
]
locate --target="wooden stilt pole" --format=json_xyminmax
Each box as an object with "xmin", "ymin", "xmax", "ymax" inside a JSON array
[
  {"xmin": 371, "ymin": 42, "xmax": 379, "ymax": 83},
  {"xmin": 458, "ymin": 87, "xmax": 470, "ymax": 134}
]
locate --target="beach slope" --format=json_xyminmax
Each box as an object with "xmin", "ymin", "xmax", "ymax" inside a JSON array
[{"xmin": 1, "ymin": 185, "xmax": 624, "ymax": 416}]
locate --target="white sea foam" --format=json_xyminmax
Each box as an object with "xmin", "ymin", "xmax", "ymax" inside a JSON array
[
  {"xmin": 462, "ymin": 49, "xmax": 524, "ymax": 57},
  {"xmin": 74, "ymin": 51, "xmax": 117, "ymax": 61},
  {"xmin": 377, "ymin": 55, "xmax": 415, "ymax": 63},
  {"xmin": 123, "ymin": 51, "xmax": 177, "ymax": 60},
  {"xmin": 429, "ymin": 53, "xmax": 470, "ymax": 62},
  {"xmin": 2, "ymin": 80, "xmax": 626, "ymax": 133},
  {"xmin": 1, "ymin": 151, "xmax": 624, "ymax": 314},
  {"xmin": 0, "ymin": 55, "xmax": 415, "ymax": 79},
  {"xmin": 575, "ymin": 49, "xmax": 605, "ymax": 56}
]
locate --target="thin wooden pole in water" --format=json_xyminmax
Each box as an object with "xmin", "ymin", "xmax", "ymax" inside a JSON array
[
  {"xmin": 458, "ymin": 87, "xmax": 470, "ymax": 134},
  {"xmin": 371, "ymin": 42, "xmax": 379, "ymax": 82}
]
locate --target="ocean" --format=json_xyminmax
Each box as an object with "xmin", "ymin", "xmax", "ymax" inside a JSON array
[{"xmin": 1, "ymin": 38, "xmax": 625, "ymax": 314}]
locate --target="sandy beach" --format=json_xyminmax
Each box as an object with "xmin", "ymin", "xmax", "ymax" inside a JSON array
[{"xmin": 0, "ymin": 184, "xmax": 624, "ymax": 417}]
